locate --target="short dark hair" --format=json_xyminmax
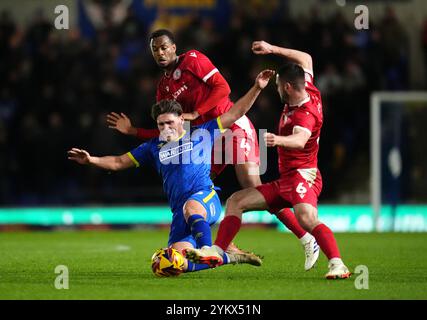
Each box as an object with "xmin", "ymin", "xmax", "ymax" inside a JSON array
[
  {"xmin": 151, "ymin": 100, "xmax": 183, "ymax": 120},
  {"xmin": 277, "ymin": 62, "xmax": 305, "ymax": 90},
  {"xmin": 149, "ymin": 29, "xmax": 175, "ymax": 44}
]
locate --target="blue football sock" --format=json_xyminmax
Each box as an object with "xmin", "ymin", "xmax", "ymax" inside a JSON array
[
  {"xmin": 185, "ymin": 260, "xmax": 211, "ymax": 273},
  {"xmin": 188, "ymin": 214, "xmax": 212, "ymax": 248}
]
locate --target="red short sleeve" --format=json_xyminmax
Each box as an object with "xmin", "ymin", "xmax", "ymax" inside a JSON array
[
  {"xmin": 291, "ymin": 109, "xmax": 316, "ymax": 136},
  {"xmin": 185, "ymin": 51, "xmax": 219, "ymax": 83}
]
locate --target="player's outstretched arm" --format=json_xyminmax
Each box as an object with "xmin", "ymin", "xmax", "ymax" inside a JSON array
[
  {"xmin": 219, "ymin": 69, "xmax": 274, "ymax": 129},
  {"xmin": 264, "ymin": 127, "xmax": 311, "ymax": 150},
  {"xmin": 107, "ymin": 112, "xmax": 138, "ymax": 136},
  {"xmin": 252, "ymin": 40, "xmax": 313, "ymax": 74},
  {"xmin": 67, "ymin": 148, "xmax": 134, "ymax": 171},
  {"xmin": 107, "ymin": 112, "xmax": 160, "ymax": 140}
]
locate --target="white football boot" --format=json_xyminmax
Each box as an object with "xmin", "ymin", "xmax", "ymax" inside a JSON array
[
  {"xmin": 325, "ymin": 258, "xmax": 352, "ymax": 279},
  {"xmin": 184, "ymin": 245, "xmax": 223, "ymax": 267},
  {"xmin": 300, "ymin": 234, "xmax": 320, "ymax": 271}
]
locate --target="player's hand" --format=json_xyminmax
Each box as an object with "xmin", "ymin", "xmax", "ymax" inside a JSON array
[
  {"xmin": 183, "ymin": 111, "xmax": 200, "ymax": 121},
  {"xmin": 67, "ymin": 148, "xmax": 92, "ymax": 165},
  {"xmin": 255, "ymin": 69, "xmax": 275, "ymax": 89},
  {"xmin": 264, "ymin": 132, "xmax": 279, "ymax": 147},
  {"xmin": 252, "ymin": 40, "xmax": 274, "ymax": 55},
  {"xmin": 106, "ymin": 112, "xmax": 136, "ymax": 136}
]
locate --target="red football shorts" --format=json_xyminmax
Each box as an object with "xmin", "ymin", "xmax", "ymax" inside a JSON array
[
  {"xmin": 211, "ymin": 115, "xmax": 259, "ymax": 177},
  {"xmin": 256, "ymin": 169, "xmax": 323, "ymax": 212}
]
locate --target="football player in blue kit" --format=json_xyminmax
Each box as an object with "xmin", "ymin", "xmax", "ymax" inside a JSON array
[{"xmin": 68, "ymin": 69, "xmax": 274, "ymax": 273}]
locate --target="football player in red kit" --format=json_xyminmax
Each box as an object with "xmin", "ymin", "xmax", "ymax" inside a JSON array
[
  {"xmin": 106, "ymin": 30, "xmax": 319, "ymax": 270},
  {"xmin": 185, "ymin": 41, "xmax": 351, "ymax": 279}
]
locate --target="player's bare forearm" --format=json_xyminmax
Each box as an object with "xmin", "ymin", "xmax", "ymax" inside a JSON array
[
  {"xmin": 264, "ymin": 130, "xmax": 310, "ymax": 150},
  {"xmin": 272, "ymin": 46, "xmax": 312, "ymax": 71},
  {"xmin": 68, "ymin": 148, "xmax": 131, "ymax": 170},
  {"xmin": 219, "ymin": 84, "xmax": 261, "ymax": 129},
  {"xmin": 252, "ymin": 41, "xmax": 313, "ymax": 72},
  {"xmin": 276, "ymin": 133, "xmax": 308, "ymax": 150},
  {"xmin": 89, "ymin": 154, "xmax": 133, "ymax": 171}
]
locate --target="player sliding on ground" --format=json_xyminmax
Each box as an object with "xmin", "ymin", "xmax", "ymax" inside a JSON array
[
  {"xmin": 106, "ymin": 29, "xmax": 319, "ymax": 271},
  {"xmin": 68, "ymin": 69, "xmax": 275, "ymax": 274},
  {"xmin": 185, "ymin": 41, "xmax": 351, "ymax": 279}
]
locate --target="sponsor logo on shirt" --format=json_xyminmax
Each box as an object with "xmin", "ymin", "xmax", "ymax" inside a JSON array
[
  {"xmin": 172, "ymin": 84, "xmax": 188, "ymax": 99},
  {"xmin": 159, "ymin": 142, "xmax": 193, "ymax": 162},
  {"xmin": 173, "ymin": 68, "xmax": 182, "ymax": 80}
]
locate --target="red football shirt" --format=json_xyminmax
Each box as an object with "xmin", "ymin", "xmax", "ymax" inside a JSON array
[
  {"xmin": 277, "ymin": 70, "xmax": 323, "ymax": 176},
  {"xmin": 156, "ymin": 50, "xmax": 233, "ymax": 125}
]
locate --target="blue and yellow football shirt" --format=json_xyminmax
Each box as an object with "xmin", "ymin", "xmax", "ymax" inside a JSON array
[{"xmin": 127, "ymin": 117, "xmax": 225, "ymax": 212}]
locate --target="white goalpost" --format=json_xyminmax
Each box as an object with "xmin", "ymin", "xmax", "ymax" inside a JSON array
[{"xmin": 370, "ymin": 91, "xmax": 427, "ymax": 231}]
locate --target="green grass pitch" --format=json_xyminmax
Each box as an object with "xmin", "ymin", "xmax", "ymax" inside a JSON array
[{"xmin": 1, "ymin": 229, "xmax": 426, "ymax": 299}]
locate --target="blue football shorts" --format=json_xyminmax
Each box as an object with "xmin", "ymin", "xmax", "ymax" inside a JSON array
[{"xmin": 168, "ymin": 189, "xmax": 222, "ymax": 247}]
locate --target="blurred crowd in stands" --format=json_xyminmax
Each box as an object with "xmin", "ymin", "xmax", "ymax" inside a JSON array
[{"xmin": 0, "ymin": 1, "xmax": 422, "ymax": 205}]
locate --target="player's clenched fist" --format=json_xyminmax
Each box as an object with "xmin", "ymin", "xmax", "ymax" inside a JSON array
[
  {"xmin": 252, "ymin": 40, "xmax": 274, "ymax": 55},
  {"xmin": 67, "ymin": 148, "xmax": 92, "ymax": 165},
  {"xmin": 255, "ymin": 69, "xmax": 275, "ymax": 89},
  {"xmin": 264, "ymin": 132, "xmax": 279, "ymax": 147}
]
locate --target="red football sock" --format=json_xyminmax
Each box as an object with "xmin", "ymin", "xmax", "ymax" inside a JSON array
[
  {"xmin": 274, "ymin": 208, "xmax": 307, "ymax": 239},
  {"xmin": 311, "ymin": 224, "xmax": 341, "ymax": 259},
  {"xmin": 214, "ymin": 216, "xmax": 241, "ymax": 251}
]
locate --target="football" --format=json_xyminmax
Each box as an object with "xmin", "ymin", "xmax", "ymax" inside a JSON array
[{"xmin": 151, "ymin": 247, "xmax": 185, "ymax": 277}]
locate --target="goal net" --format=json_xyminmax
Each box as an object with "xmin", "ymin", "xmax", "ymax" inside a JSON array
[{"xmin": 370, "ymin": 92, "xmax": 427, "ymax": 231}]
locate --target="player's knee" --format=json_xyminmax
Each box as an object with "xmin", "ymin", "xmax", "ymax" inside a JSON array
[
  {"xmin": 183, "ymin": 200, "xmax": 207, "ymax": 221},
  {"xmin": 226, "ymin": 191, "xmax": 247, "ymax": 213},
  {"xmin": 294, "ymin": 206, "xmax": 319, "ymax": 231}
]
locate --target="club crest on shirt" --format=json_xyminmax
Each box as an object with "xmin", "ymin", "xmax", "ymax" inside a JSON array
[
  {"xmin": 173, "ymin": 69, "xmax": 182, "ymax": 80},
  {"xmin": 283, "ymin": 114, "xmax": 292, "ymax": 125}
]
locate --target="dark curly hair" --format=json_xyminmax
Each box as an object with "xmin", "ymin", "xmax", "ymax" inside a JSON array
[{"xmin": 151, "ymin": 100, "xmax": 183, "ymax": 121}]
